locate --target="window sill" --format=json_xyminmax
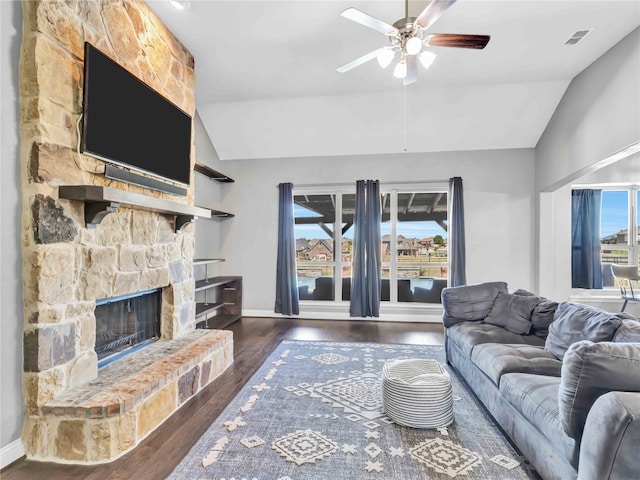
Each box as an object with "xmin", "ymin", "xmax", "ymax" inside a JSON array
[{"xmin": 570, "ymin": 288, "xmax": 621, "ymax": 299}]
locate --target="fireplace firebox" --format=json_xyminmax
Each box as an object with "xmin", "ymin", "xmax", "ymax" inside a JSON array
[{"xmin": 94, "ymin": 288, "xmax": 162, "ymax": 367}]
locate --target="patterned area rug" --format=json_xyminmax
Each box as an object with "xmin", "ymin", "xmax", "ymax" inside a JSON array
[{"xmin": 168, "ymin": 341, "xmax": 540, "ymax": 480}]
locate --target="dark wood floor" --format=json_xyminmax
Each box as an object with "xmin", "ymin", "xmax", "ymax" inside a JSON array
[{"xmin": 2, "ymin": 317, "xmax": 444, "ymax": 480}]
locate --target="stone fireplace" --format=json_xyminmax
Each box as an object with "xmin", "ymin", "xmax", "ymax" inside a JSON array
[{"xmin": 19, "ymin": 0, "xmax": 233, "ymax": 464}]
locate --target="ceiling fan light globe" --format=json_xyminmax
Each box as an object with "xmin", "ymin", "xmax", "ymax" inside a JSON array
[
  {"xmin": 418, "ymin": 50, "xmax": 437, "ymax": 69},
  {"xmin": 377, "ymin": 48, "xmax": 395, "ymax": 68},
  {"xmin": 406, "ymin": 37, "xmax": 423, "ymax": 56},
  {"xmin": 393, "ymin": 61, "xmax": 407, "ymax": 79},
  {"xmin": 168, "ymin": 0, "xmax": 190, "ymax": 10}
]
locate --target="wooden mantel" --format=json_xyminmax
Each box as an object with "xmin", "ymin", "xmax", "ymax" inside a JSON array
[{"xmin": 58, "ymin": 185, "xmax": 211, "ymax": 231}]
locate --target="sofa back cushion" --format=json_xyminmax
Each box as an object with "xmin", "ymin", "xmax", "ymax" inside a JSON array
[
  {"xmin": 441, "ymin": 282, "xmax": 508, "ymax": 328},
  {"xmin": 544, "ymin": 302, "xmax": 623, "ymax": 360},
  {"xmin": 484, "ymin": 292, "xmax": 540, "ymax": 334},
  {"xmin": 612, "ymin": 317, "xmax": 640, "ymax": 342},
  {"xmin": 559, "ymin": 341, "xmax": 640, "ymax": 440}
]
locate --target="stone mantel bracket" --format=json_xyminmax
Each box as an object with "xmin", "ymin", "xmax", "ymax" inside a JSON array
[{"xmin": 58, "ymin": 185, "xmax": 211, "ymax": 232}]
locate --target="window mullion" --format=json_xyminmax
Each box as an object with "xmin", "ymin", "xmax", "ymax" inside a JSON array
[
  {"xmin": 335, "ymin": 193, "xmax": 343, "ymax": 302},
  {"xmin": 390, "ymin": 190, "xmax": 398, "ymax": 303},
  {"xmin": 631, "ymin": 187, "xmax": 638, "ymax": 263}
]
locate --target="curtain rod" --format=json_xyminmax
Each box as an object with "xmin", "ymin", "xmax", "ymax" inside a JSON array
[{"xmin": 278, "ymin": 179, "xmax": 450, "ymax": 188}]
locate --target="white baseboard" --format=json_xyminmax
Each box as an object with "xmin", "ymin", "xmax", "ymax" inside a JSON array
[
  {"xmin": 1, "ymin": 438, "xmax": 25, "ymax": 470},
  {"xmin": 242, "ymin": 307, "xmax": 443, "ymax": 323}
]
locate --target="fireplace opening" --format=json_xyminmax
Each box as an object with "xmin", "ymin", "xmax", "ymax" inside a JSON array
[{"xmin": 95, "ymin": 288, "xmax": 161, "ymax": 368}]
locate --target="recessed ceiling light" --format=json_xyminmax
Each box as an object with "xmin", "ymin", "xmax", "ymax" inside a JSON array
[{"xmin": 168, "ymin": 0, "xmax": 190, "ymax": 10}]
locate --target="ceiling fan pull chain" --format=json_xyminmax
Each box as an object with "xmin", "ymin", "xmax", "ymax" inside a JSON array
[{"xmin": 403, "ymin": 85, "xmax": 407, "ymax": 152}]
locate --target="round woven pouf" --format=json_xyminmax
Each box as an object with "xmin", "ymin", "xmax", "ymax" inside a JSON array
[{"xmin": 382, "ymin": 358, "xmax": 454, "ymax": 429}]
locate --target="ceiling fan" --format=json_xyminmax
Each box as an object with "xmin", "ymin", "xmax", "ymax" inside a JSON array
[{"xmin": 337, "ymin": 0, "xmax": 490, "ymax": 85}]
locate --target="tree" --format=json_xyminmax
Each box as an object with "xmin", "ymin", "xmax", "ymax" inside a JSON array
[{"xmin": 433, "ymin": 235, "xmax": 444, "ymax": 246}]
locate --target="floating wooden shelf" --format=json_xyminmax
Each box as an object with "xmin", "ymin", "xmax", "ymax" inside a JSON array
[
  {"xmin": 58, "ymin": 185, "xmax": 210, "ymax": 231},
  {"xmin": 195, "ymin": 313, "xmax": 240, "ymax": 330},
  {"xmin": 195, "ymin": 301, "xmax": 225, "ymax": 316},
  {"xmin": 195, "ymin": 276, "xmax": 240, "ymax": 292},
  {"xmin": 193, "ymin": 258, "xmax": 225, "ymax": 266},
  {"xmin": 194, "ymin": 162, "xmax": 234, "ymax": 183},
  {"xmin": 196, "ymin": 206, "xmax": 235, "ymax": 219}
]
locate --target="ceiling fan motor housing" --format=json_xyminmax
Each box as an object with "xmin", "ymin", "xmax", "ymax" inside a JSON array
[{"xmin": 391, "ymin": 17, "xmax": 422, "ymax": 49}]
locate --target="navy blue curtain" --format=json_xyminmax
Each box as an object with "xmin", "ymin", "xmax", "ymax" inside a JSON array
[
  {"xmin": 572, "ymin": 189, "xmax": 603, "ymax": 289},
  {"xmin": 275, "ymin": 183, "xmax": 299, "ymax": 315},
  {"xmin": 449, "ymin": 177, "xmax": 466, "ymax": 287},
  {"xmin": 350, "ymin": 180, "xmax": 382, "ymax": 317}
]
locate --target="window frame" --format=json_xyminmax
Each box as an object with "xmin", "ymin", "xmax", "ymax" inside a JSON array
[
  {"xmin": 293, "ymin": 182, "xmax": 449, "ymax": 304},
  {"xmin": 571, "ymin": 183, "xmax": 639, "ymax": 292}
]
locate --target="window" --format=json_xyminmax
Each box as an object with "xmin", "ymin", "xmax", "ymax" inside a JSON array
[
  {"xmin": 294, "ymin": 193, "xmax": 338, "ymax": 301},
  {"xmin": 384, "ymin": 191, "xmax": 448, "ymax": 303},
  {"xmin": 598, "ymin": 186, "xmax": 638, "ymax": 287},
  {"xmin": 294, "ymin": 185, "xmax": 448, "ymax": 304}
]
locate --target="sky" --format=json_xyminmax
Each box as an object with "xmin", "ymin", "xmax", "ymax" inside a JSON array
[
  {"xmin": 601, "ymin": 190, "xmax": 637, "ymax": 238},
  {"xmin": 294, "ymin": 204, "xmax": 447, "ymax": 241}
]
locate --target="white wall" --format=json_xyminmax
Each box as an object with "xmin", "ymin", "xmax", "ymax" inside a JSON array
[
  {"xmin": 199, "ymin": 81, "xmax": 567, "ymax": 161},
  {"xmin": 535, "ymin": 28, "xmax": 640, "ymax": 301},
  {"xmin": 536, "ymin": 28, "xmax": 640, "ymax": 193},
  {"xmin": 193, "ymin": 111, "xmax": 222, "ymax": 263},
  {"xmin": 0, "ymin": 0, "xmax": 25, "ymax": 461},
  {"xmin": 215, "ymin": 148, "xmax": 536, "ymax": 315},
  {"xmin": 537, "ymin": 186, "xmax": 572, "ymax": 300}
]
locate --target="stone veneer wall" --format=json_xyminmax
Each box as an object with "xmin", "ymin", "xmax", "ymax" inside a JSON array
[{"xmin": 18, "ymin": 0, "xmax": 213, "ymax": 463}]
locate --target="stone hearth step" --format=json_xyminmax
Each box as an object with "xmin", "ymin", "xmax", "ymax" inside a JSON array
[{"xmin": 25, "ymin": 329, "xmax": 233, "ymax": 464}]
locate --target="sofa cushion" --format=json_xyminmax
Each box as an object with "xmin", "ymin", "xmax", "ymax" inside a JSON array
[
  {"xmin": 484, "ymin": 292, "xmax": 539, "ymax": 334},
  {"xmin": 544, "ymin": 302, "xmax": 623, "ymax": 360},
  {"xmin": 512, "ymin": 289, "xmax": 559, "ymax": 339},
  {"xmin": 559, "ymin": 341, "xmax": 640, "ymax": 440},
  {"xmin": 500, "ymin": 373, "xmax": 577, "ymax": 465},
  {"xmin": 612, "ymin": 317, "xmax": 640, "ymax": 342},
  {"xmin": 446, "ymin": 322, "xmax": 545, "ymax": 358},
  {"xmin": 471, "ymin": 343, "xmax": 562, "ymax": 386},
  {"xmin": 441, "ymin": 282, "xmax": 508, "ymax": 327},
  {"xmin": 578, "ymin": 391, "xmax": 640, "ymax": 480},
  {"xmin": 531, "ymin": 301, "xmax": 559, "ymax": 339}
]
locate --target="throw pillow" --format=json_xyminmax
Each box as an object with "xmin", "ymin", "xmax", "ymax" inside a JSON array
[
  {"xmin": 512, "ymin": 289, "xmax": 559, "ymax": 339},
  {"xmin": 544, "ymin": 302, "xmax": 624, "ymax": 360},
  {"xmin": 484, "ymin": 292, "xmax": 540, "ymax": 335},
  {"xmin": 531, "ymin": 301, "xmax": 559, "ymax": 338},
  {"xmin": 512, "ymin": 289, "xmax": 536, "ymax": 297},
  {"xmin": 441, "ymin": 281, "xmax": 508, "ymax": 327},
  {"xmin": 558, "ymin": 341, "xmax": 640, "ymax": 440}
]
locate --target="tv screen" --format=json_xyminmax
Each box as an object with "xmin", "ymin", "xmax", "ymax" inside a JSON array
[{"xmin": 81, "ymin": 43, "xmax": 192, "ymax": 186}]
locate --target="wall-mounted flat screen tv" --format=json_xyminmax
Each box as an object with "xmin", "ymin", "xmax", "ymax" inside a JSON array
[{"xmin": 81, "ymin": 43, "xmax": 192, "ymax": 186}]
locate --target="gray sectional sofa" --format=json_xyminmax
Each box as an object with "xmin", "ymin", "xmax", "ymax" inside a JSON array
[{"xmin": 441, "ymin": 281, "xmax": 640, "ymax": 480}]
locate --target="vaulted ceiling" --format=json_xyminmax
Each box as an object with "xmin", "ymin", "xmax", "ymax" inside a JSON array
[{"xmin": 147, "ymin": 1, "xmax": 640, "ymax": 161}]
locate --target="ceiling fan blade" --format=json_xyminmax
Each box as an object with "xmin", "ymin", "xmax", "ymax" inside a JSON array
[
  {"xmin": 337, "ymin": 47, "xmax": 386, "ymax": 73},
  {"xmin": 341, "ymin": 8, "xmax": 398, "ymax": 36},
  {"xmin": 404, "ymin": 55, "xmax": 418, "ymax": 85},
  {"xmin": 425, "ymin": 34, "xmax": 490, "ymax": 49},
  {"xmin": 415, "ymin": 0, "xmax": 457, "ymax": 30}
]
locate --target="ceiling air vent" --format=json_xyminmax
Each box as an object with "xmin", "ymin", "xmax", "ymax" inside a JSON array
[{"xmin": 565, "ymin": 28, "xmax": 595, "ymax": 45}]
